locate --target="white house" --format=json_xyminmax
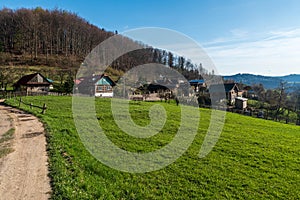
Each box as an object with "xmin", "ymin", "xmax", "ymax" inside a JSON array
[{"xmin": 77, "ymin": 74, "xmax": 116, "ymax": 97}]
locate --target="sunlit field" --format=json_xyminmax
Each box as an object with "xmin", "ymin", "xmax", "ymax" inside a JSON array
[{"xmin": 5, "ymin": 96, "xmax": 300, "ymax": 199}]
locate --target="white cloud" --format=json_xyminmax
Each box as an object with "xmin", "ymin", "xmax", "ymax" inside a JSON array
[
  {"xmin": 230, "ymin": 29, "xmax": 248, "ymax": 38},
  {"xmin": 123, "ymin": 27, "xmax": 300, "ymax": 76},
  {"xmin": 203, "ymin": 28, "xmax": 250, "ymax": 46},
  {"xmin": 203, "ymin": 28, "xmax": 300, "ymax": 75}
]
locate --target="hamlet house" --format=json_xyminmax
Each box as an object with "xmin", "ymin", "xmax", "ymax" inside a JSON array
[
  {"xmin": 189, "ymin": 79, "xmax": 206, "ymax": 93},
  {"xmin": 77, "ymin": 74, "xmax": 116, "ymax": 97},
  {"xmin": 224, "ymin": 83, "xmax": 240, "ymax": 104},
  {"xmin": 208, "ymin": 82, "xmax": 241, "ymax": 105},
  {"xmin": 14, "ymin": 73, "xmax": 52, "ymax": 94}
]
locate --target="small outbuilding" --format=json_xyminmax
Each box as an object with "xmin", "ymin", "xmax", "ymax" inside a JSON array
[
  {"xmin": 224, "ymin": 83, "xmax": 240, "ymax": 104},
  {"xmin": 235, "ymin": 97, "xmax": 248, "ymax": 110}
]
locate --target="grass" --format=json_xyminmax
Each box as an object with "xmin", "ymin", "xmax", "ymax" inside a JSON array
[
  {"xmin": 0, "ymin": 128, "xmax": 15, "ymax": 158},
  {"xmin": 5, "ymin": 96, "xmax": 300, "ymax": 199}
]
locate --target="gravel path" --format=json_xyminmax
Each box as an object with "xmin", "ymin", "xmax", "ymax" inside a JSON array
[{"xmin": 0, "ymin": 103, "xmax": 51, "ymax": 200}]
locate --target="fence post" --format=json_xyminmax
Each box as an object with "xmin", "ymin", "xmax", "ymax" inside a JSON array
[
  {"xmin": 19, "ymin": 97, "xmax": 22, "ymax": 107},
  {"xmin": 41, "ymin": 103, "xmax": 47, "ymax": 114},
  {"xmin": 30, "ymin": 103, "xmax": 32, "ymax": 109}
]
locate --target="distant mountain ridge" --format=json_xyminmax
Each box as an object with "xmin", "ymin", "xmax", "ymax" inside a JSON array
[{"xmin": 223, "ymin": 73, "xmax": 300, "ymax": 89}]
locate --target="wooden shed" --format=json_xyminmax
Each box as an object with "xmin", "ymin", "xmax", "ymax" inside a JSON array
[{"xmin": 235, "ymin": 97, "xmax": 248, "ymax": 110}]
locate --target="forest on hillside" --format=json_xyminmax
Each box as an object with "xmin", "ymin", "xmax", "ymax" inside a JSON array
[
  {"xmin": 0, "ymin": 7, "xmax": 206, "ymax": 90},
  {"xmin": 0, "ymin": 7, "xmax": 114, "ymax": 67}
]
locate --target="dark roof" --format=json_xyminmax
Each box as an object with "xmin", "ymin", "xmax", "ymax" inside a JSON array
[
  {"xmin": 208, "ymin": 83, "xmax": 239, "ymax": 93},
  {"xmin": 137, "ymin": 82, "xmax": 177, "ymax": 93},
  {"xmin": 75, "ymin": 74, "xmax": 116, "ymax": 94},
  {"xmin": 76, "ymin": 74, "xmax": 116, "ymax": 95},
  {"xmin": 15, "ymin": 73, "xmax": 51, "ymax": 86},
  {"xmin": 77, "ymin": 74, "xmax": 116, "ymax": 88},
  {"xmin": 154, "ymin": 79, "xmax": 175, "ymax": 85},
  {"xmin": 147, "ymin": 84, "xmax": 169, "ymax": 91},
  {"xmin": 224, "ymin": 83, "xmax": 239, "ymax": 92}
]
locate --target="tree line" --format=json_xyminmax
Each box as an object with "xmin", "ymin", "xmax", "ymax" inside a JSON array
[
  {"xmin": 0, "ymin": 7, "xmax": 208, "ymax": 83},
  {"xmin": 250, "ymin": 82, "xmax": 300, "ymax": 125},
  {"xmin": 0, "ymin": 7, "xmax": 114, "ymax": 60}
]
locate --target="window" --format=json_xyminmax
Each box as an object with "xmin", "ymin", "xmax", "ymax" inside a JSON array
[
  {"xmin": 106, "ymin": 86, "xmax": 112, "ymax": 91},
  {"xmin": 96, "ymin": 85, "xmax": 112, "ymax": 92},
  {"xmin": 96, "ymin": 86, "xmax": 104, "ymax": 92}
]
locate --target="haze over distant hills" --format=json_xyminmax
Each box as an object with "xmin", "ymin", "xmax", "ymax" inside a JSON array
[{"xmin": 223, "ymin": 73, "xmax": 300, "ymax": 89}]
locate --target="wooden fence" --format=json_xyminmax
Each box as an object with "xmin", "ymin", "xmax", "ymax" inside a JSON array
[
  {"xmin": 0, "ymin": 91, "xmax": 72, "ymax": 114},
  {"xmin": 1, "ymin": 91, "xmax": 70, "ymax": 99},
  {"xmin": 18, "ymin": 97, "xmax": 47, "ymax": 114},
  {"xmin": 0, "ymin": 91, "xmax": 51, "ymax": 114}
]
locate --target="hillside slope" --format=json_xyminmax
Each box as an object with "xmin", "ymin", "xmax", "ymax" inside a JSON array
[
  {"xmin": 5, "ymin": 96, "xmax": 300, "ymax": 199},
  {"xmin": 0, "ymin": 7, "xmax": 202, "ymax": 84}
]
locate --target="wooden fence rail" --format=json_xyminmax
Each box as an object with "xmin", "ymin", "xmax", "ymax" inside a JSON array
[
  {"xmin": 0, "ymin": 91, "xmax": 70, "ymax": 99},
  {"xmin": 18, "ymin": 97, "xmax": 47, "ymax": 114}
]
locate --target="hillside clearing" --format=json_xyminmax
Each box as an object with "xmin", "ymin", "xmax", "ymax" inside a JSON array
[{"xmin": 5, "ymin": 96, "xmax": 300, "ymax": 199}]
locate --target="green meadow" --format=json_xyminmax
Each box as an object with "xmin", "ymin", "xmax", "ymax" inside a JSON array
[{"xmin": 5, "ymin": 96, "xmax": 300, "ymax": 199}]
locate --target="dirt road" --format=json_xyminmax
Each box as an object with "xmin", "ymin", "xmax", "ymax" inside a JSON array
[{"xmin": 0, "ymin": 103, "xmax": 51, "ymax": 200}]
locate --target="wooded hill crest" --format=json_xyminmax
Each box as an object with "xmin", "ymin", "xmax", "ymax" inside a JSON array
[
  {"xmin": 223, "ymin": 73, "xmax": 300, "ymax": 90},
  {"xmin": 0, "ymin": 7, "xmax": 204, "ymax": 82}
]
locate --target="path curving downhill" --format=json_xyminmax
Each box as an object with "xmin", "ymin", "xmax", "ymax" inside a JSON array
[{"xmin": 0, "ymin": 102, "xmax": 51, "ymax": 200}]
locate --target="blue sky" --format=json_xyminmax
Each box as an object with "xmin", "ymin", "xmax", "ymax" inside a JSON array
[{"xmin": 1, "ymin": 0, "xmax": 300, "ymax": 75}]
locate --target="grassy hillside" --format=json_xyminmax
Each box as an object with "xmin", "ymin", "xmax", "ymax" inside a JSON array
[{"xmin": 5, "ymin": 96, "xmax": 300, "ymax": 199}]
